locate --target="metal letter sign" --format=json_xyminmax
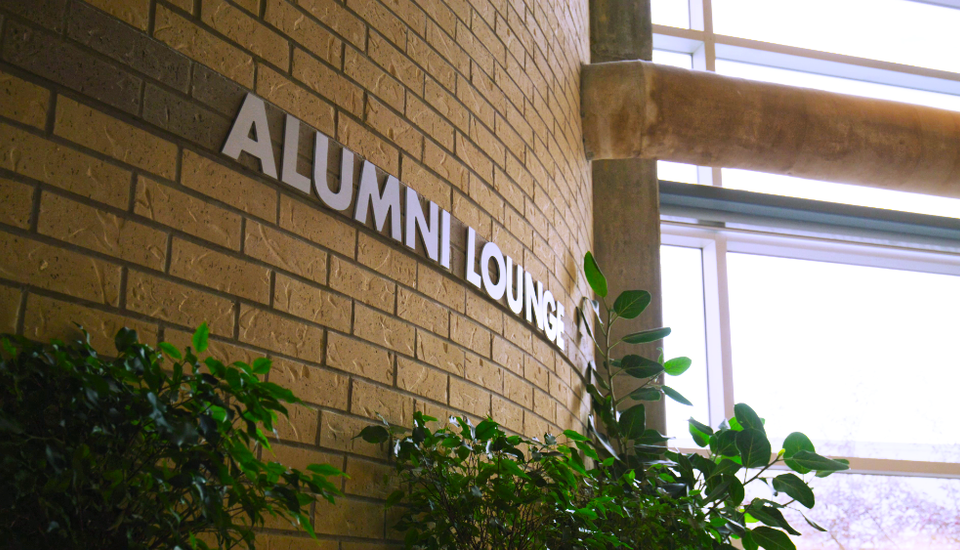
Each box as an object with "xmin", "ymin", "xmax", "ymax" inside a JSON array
[{"xmin": 222, "ymin": 93, "xmax": 565, "ymax": 350}]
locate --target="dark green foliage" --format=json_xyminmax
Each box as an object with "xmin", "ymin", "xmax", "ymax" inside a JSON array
[
  {"xmin": 575, "ymin": 252, "xmax": 849, "ymax": 550},
  {"xmin": 0, "ymin": 325, "xmax": 344, "ymax": 549}
]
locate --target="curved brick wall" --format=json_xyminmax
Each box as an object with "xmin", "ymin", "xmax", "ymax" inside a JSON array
[{"xmin": 0, "ymin": 0, "xmax": 592, "ymax": 543}]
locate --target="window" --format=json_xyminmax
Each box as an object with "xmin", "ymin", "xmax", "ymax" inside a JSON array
[{"xmin": 653, "ymin": 2, "xmax": 960, "ymax": 546}]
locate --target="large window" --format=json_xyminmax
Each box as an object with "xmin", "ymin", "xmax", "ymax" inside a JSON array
[{"xmin": 652, "ymin": 1, "xmax": 960, "ymax": 547}]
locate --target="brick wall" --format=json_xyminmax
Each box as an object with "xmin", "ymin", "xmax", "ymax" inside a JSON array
[{"xmin": 0, "ymin": 0, "xmax": 593, "ymax": 544}]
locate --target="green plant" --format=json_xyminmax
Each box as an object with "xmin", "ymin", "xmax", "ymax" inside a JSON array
[
  {"xmin": 0, "ymin": 325, "xmax": 344, "ymax": 550},
  {"xmin": 576, "ymin": 251, "xmax": 850, "ymax": 549},
  {"xmin": 359, "ymin": 413, "xmax": 627, "ymax": 550}
]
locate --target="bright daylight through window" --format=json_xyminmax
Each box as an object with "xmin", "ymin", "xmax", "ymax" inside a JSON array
[{"xmin": 653, "ymin": 0, "xmax": 960, "ymax": 547}]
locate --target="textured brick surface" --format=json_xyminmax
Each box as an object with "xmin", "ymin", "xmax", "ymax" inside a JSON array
[
  {"xmin": 170, "ymin": 238, "xmax": 271, "ymax": 304},
  {"xmin": 38, "ymin": 192, "xmax": 168, "ymax": 270},
  {"xmin": 0, "ymin": 177, "xmax": 34, "ymax": 230},
  {"xmin": 0, "ymin": 70, "xmax": 50, "ymax": 128},
  {"xmin": 55, "ymin": 97, "xmax": 177, "ymax": 179},
  {"xmin": 126, "ymin": 270, "xmax": 236, "ymax": 336},
  {"xmin": 0, "ymin": 0, "xmax": 596, "ymax": 543},
  {"xmin": 3, "ymin": 22, "xmax": 141, "ymax": 114},
  {"xmin": 136, "ymin": 176, "xmax": 243, "ymax": 250},
  {"xmin": 69, "ymin": 1, "xmax": 190, "ymax": 90}
]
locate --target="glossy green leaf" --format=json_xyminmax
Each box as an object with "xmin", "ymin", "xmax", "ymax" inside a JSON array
[
  {"xmin": 619, "ymin": 404, "xmax": 646, "ymax": 439},
  {"xmin": 815, "ymin": 458, "xmax": 850, "ymax": 477},
  {"xmin": 741, "ymin": 531, "xmax": 759, "ymax": 550},
  {"xmin": 192, "ymin": 323, "xmax": 210, "ymax": 353},
  {"xmin": 712, "ymin": 430, "xmax": 739, "ymax": 457},
  {"xmin": 802, "ymin": 513, "xmax": 828, "ymax": 532},
  {"xmin": 782, "ymin": 432, "xmax": 816, "ymax": 474},
  {"xmin": 356, "ymin": 425, "xmax": 390, "ymax": 444},
  {"xmin": 584, "ymin": 252, "xmax": 608, "ymax": 298},
  {"xmin": 158, "ymin": 342, "xmax": 182, "ymax": 360},
  {"xmin": 622, "ymin": 327, "xmax": 672, "ymax": 345},
  {"xmin": 773, "ymin": 473, "xmax": 815, "ymax": 509},
  {"xmin": 789, "ymin": 451, "xmax": 849, "ymax": 473},
  {"xmin": 613, "ymin": 290, "xmax": 651, "ymax": 319},
  {"xmin": 734, "ymin": 403, "xmax": 765, "ymax": 434},
  {"xmin": 736, "ymin": 429, "xmax": 772, "ymax": 468},
  {"xmin": 660, "ymin": 385, "xmax": 692, "ymax": 406},
  {"xmin": 629, "ymin": 387, "xmax": 662, "ymax": 401},
  {"xmin": 621, "ymin": 354, "xmax": 664, "ymax": 379},
  {"xmin": 688, "ymin": 418, "xmax": 711, "ymax": 447},
  {"xmin": 663, "ymin": 357, "xmax": 692, "ymax": 376},
  {"xmin": 751, "ymin": 526, "xmax": 797, "ymax": 550}
]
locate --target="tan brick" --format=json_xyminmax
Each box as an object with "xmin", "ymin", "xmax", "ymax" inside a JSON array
[
  {"xmin": 397, "ymin": 357, "xmax": 447, "ymax": 402},
  {"xmin": 456, "ymin": 74, "xmax": 495, "ymax": 129},
  {"xmin": 164, "ymin": 0, "xmax": 193, "ymax": 11},
  {"xmin": 274, "ymin": 273, "xmax": 351, "ymax": 332},
  {"xmin": 239, "ymin": 304, "xmax": 324, "ymax": 362},
  {"xmin": 0, "ymin": 177, "xmax": 34, "ymax": 229},
  {"xmin": 320, "ymin": 411, "xmax": 385, "ymax": 458},
  {"xmin": 344, "ymin": 48, "xmax": 405, "ymax": 112},
  {"xmin": 416, "ymin": 329, "xmax": 463, "ymax": 375},
  {"xmin": 524, "ymin": 354, "xmax": 551, "ymax": 391},
  {"xmin": 278, "ymin": 195, "xmax": 356, "ymax": 257},
  {"xmin": 533, "ymin": 388, "xmax": 556, "ymax": 423},
  {"xmin": 504, "ymin": 205, "xmax": 532, "ymax": 249},
  {"xmin": 423, "ymin": 139, "xmax": 468, "ymax": 191},
  {"xmin": 181, "ymin": 150, "xmax": 278, "ymax": 222},
  {"xmin": 126, "ymin": 270, "xmax": 236, "ymax": 336},
  {"xmin": 0, "ymin": 70, "xmax": 49, "ymax": 128},
  {"xmin": 524, "ymin": 411, "xmax": 551, "ymax": 440},
  {"xmin": 0, "ymin": 232, "xmax": 121, "ymax": 305},
  {"xmin": 492, "ymin": 335, "xmax": 523, "ymax": 374},
  {"xmin": 245, "ymin": 221, "xmax": 327, "ymax": 284},
  {"xmin": 356, "ymin": 232, "xmax": 416, "ymax": 288},
  {"xmin": 275, "ymin": 402, "xmax": 320, "ymax": 443},
  {"xmin": 201, "ymin": 0, "xmax": 288, "ymax": 69},
  {"xmin": 406, "ymin": 93, "xmax": 454, "ymax": 151},
  {"xmin": 366, "ymin": 98, "xmax": 423, "ymax": 159},
  {"xmin": 455, "ymin": 20, "xmax": 493, "ymax": 76},
  {"xmin": 353, "ymin": 303, "xmax": 414, "ymax": 356},
  {"xmin": 401, "ymin": 155, "xmax": 451, "ymax": 210},
  {"xmin": 348, "ymin": 0, "xmax": 407, "ymax": 48},
  {"xmin": 351, "ymin": 379, "xmax": 414, "ymax": 425},
  {"xmin": 314, "ymin": 496, "xmax": 384, "ymax": 537},
  {"xmin": 494, "ymin": 165, "xmax": 524, "ymax": 214},
  {"xmin": 470, "ymin": 122, "xmax": 506, "ymax": 173},
  {"xmin": 326, "ymin": 331, "xmax": 395, "ymax": 385},
  {"xmin": 491, "ymin": 395, "xmax": 523, "ymax": 433},
  {"xmin": 337, "ymin": 115, "xmax": 400, "ymax": 175},
  {"xmin": 135, "ymin": 176, "xmax": 241, "ymax": 250},
  {"xmin": 425, "ymin": 78, "xmax": 468, "ymax": 131},
  {"xmin": 457, "ymin": 132, "xmax": 495, "ymax": 183},
  {"xmin": 264, "ymin": 534, "xmax": 338, "ymax": 550},
  {"xmin": 465, "ymin": 292, "xmax": 502, "ymax": 335},
  {"xmin": 81, "ymin": 0, "xmax": 150, "ymax": 29},
  {"xmin": 452, "ymin": 191, "xmax": 491, "ymax": 240},
  {"xmin": 271, "ymin": 358, "xmax": 349, "ymax": 410},
  {"xmin": 426, "ymin": 21, "xmax": 469, "ymax": 76},
  {"xmin": 298, "ymin": 0, "xmax": 366, "ymax": 49},
  {"xmin": 345, "ymin": 457, "xmax": 398, "ymax": 499},
  {"xmin": 329, "ymin": 256, "xmax": 395, "ymax": 312},
  {"xmin": 492, "ymin": 223, "xmax": 522, "ymax": 265},
  {"xmin": 397, "ymin": 287, "xmax": 448, "ymax": 336},
  {"xmin": 417, "ymin": 264, "xmax": 464, "ymax": 313},
  {"xmin": 0, "ymin": 284, "xmax": 22, "ymax": 334},
  {"xmin": 23, "ymin": 294, "xmax": 157, "ymax": 352},
  {"xmin": 407, "ymin": 33, "xmax": 455, "ymax": 92},
  {"xmin": 0, "ymin": 123, "xmax": 130, "ymax": 209},
  {"xmin": 380, "ymin": 0, "xmax": 426, "ymax": 35},
  {"xmin": 266, "ymin": 444, "xmax": 343, "ymax": 476},
  {"xmin": 37, "ymin": 193, "xmax": 165, "ymax": 270},
  {"xmin": 257, "ymin": 65, "xmax": 336, "ymax": 136},
  {"xmin": 293, "ymin": 49, "xmax": 363, "ymax": 116},
  {"xmin": 503, "ymin": 370, "xmax": 532, "ymax": 408},
  {"xmin": 170, "ymin": 238, "xmax": 271, "ymax": 304},
  {"xmin": 368, "ymin": 32, "xmax": 424, "ymax": 95},
  {"xmin": 154, "ymin": 4, "xmax": 254, "ymax": 87},
  {"xmin": 413, "ymin": 0, "xmax": 456, "ymax": 34},
  {"xmin": 266, "ymin": 0, "xmax": 341, "ymax": 67},
  {"xmin": 55, "ymin": 97, "xmax": 176, "ymax": 179},
  {"xmin": 450, "ymin": 313, "xmax": 490, "ymax": 357},
  {"xmin": 469, "ymin": 174, "xmax": 504, "ymax": 224},
  {"xmin": 449, "ymin": 378, "xmax": 490, "ymax": 417},
  {"xmin": 465, "ymin": 352, "xmax": 502, "ymax": 393}
]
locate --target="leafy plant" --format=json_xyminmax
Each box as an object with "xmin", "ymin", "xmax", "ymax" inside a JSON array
[
  {"xmin": 576, "ymin": 251, "xmax": 850, "ymax": 549},
  {"xmin": 0, "ymin": 324, "xmax": 344, "ymax": 549},
  {"xmin": 358, "ymin": 413, "xmax": 627, "ymax": 550}
]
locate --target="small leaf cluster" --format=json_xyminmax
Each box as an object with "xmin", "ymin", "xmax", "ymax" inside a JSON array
[
  {"xmin": 578, "ymin": 252, "xmax": 850, "ymax": 549},
  {"xmin": 359, "ymin": 413, "xmax": 628, "ymax": 550},
  {"xmin": 0, "ymin": 325, "xmax": 344, "ymax": 549}
]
